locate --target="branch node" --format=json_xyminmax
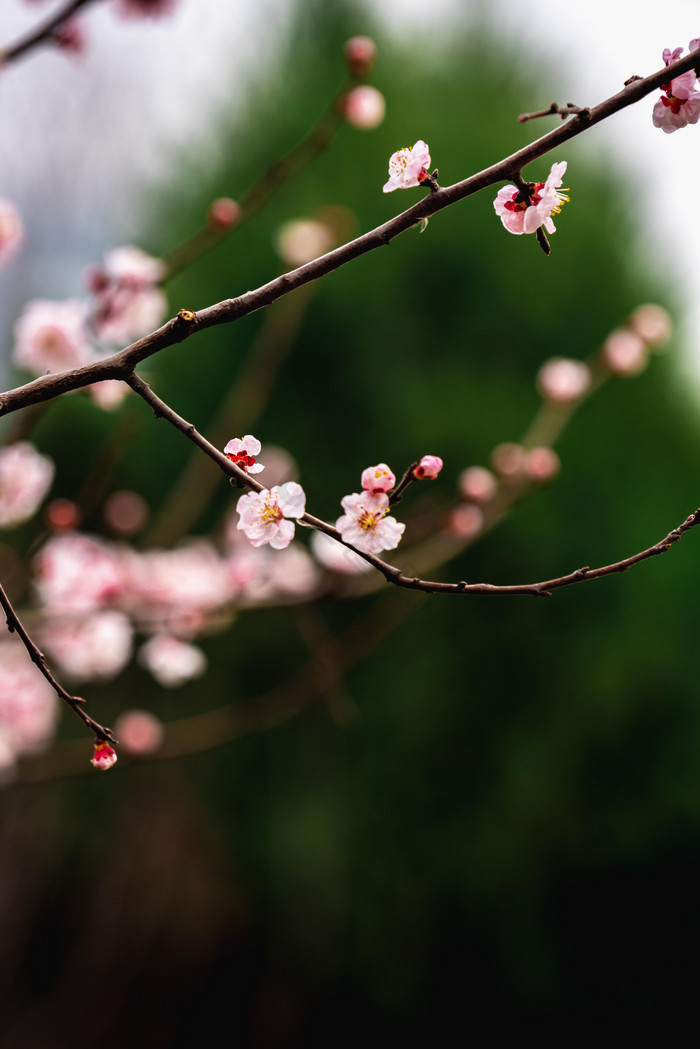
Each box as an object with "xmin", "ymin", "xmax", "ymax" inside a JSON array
[{"xmin": 177, "ymin": 308, "xmax": 197, "ymax": 323}]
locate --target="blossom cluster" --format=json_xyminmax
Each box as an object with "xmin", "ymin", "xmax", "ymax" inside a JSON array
[
  {"xmin": 653, "ymin": 39, "xmax": 700, "ymax": 133},
  {"xmin": 494, "ymin": 161, "xmax": 569, "ymax": 237}
]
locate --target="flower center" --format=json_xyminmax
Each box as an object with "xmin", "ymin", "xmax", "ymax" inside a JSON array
[
  {"xmin": 258, "ymin": 493, "xmax": 283, "ymax": 525},
  {"xmin": 357, "ymin": 506, "xmax": 386, "ymax": 531},
  {"xmin": 226, "ymin": 450, "xmax": 257, "ymax": 471}
]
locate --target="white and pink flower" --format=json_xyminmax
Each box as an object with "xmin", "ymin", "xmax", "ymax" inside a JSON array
[
  {"xmin": 0, "ymin": 640, "xmax": 58, "ymax": 760},
  {"xmin": 0, "ymin": 442, "xmax": 54, "ymax": 529},
  {"xmin": 224, "ymin": 435, "xmax": 265, "ymax": 474},
  {"xmin": 361, "ymin": 463, "xmax": 395, "ymax": 494},
  {"xmin": 383, "ymin": 140, "xmax": 431, "ymax": 193},
  {"xmin": 494, "ymin": 161, "xmax": 569, "ymax": 236},
  {"xmin": 653, "ymin": 41, "xmax": 700, "ymax": 133},
  {"xmin": 343, "ymin": 86, "xmax": 385, "ymax": 130},
  {"xmin": 41, "ymin": 610, "xmax": 133, "ymax": 683},
  {"xmin": 0, "ymin": 199, "xmax": 24, "ymax": 267},
  {"xmin": 236, "ymin": 482, "xmax": 306, "ymax": 550},
  {"xmin": 335, "ymin": 491, "xmax": 405, "ymax": 555},
  {"xmin": 13, "ymin": 299, "xmax": 92, "ymax": 375},
  {"xmin": 35, "ymin": 533, "xmax": 124, "ymax": 614}
]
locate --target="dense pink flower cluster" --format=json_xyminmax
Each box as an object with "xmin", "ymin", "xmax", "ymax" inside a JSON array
[
  {"xmin": 494, "ymin": 162, "xmax": 569, "ymax": 236},
  {"xmin": 85, "ymin": 246, "xmax": 167, "ymax": 346},
  {"xmin": 0, "ymin": 641, "xmax": 57, "ymax": 775},
  {"xmin": 0, "ymin": 199, "xmax": 24, "ymax": 267},
  {"xmin": 653, "ymin": 40, "xmax": 700, "ymax": 133}
]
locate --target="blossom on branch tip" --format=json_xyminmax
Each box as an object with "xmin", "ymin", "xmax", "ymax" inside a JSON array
[
  {"xmin": 361, "ymin": 463, "xmax": 395, "ymax": 493},
  {"xmin": 0, "ymin": 199, "xmax": 23, "ymax": 267},
  {"xmin": 91, "ymin": 741, "xmax": 117, "ymax": 770},
  {"xmin": 224, "ymin": 435, "xmax": 264, "ymax": 474},
  {"xmin": 494, "ymin": 161, "xmax": 569, "ymax": 236},
  {"xmin": 236, "ymin": 483, "xmax": 306, "ymax": 550},
  {"xmin": 335, "ymin": 492, "xmax": 405, "ymax": 554},
  {"xmin": 413, "ymin": 455, "xmax": 443, "ymax": 480},
  {"xmin": 383, "ymin": 140, "xmax": 431, "ymax": 193},
  {"xmin": 653, "ymin": 41, "xmax": 700, "ymax": 133}
]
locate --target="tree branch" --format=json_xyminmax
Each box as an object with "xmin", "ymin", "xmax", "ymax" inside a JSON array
[{"xmin": 1, "ymin": 0, "xmax": 104, "ymax": 65}]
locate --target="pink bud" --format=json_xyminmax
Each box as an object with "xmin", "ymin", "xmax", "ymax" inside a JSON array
[
  {"xmin": 342, "ymin": 86, "xmax": 385, "ymax": 130},
  {"xmin": 103, "ymin": 490, "xmax": 149, "ymax": 536},
  {"xmin": 91, "ymin": 740, "xmax": 117, "ymax": 770},
  {"xmin": 114, "ymin": 710, "xmax": 164, "ymax": 756},
  {"xmin": 526, "ymin": 446, "xmax": 560, "ymax": 482},
  {"xmin": 458, "ymin": 466, "xmax": 498, "ymax": 504},
  {"xmin": 537, "ymin": 357, "xmax": 591, "ymax": 405},
  {"xmin": 600, "ymin": 329, "xmax": 648, "ymax": 376},
  {"xmin": 45, "ymin": 498, "xmax": 81, "ymax": 532},
  {"xmin": 343, "ymin": 36, "xmax": 377, "ymax": 76},
  {"xmin": 208, "ymin": 197, "xmax": 242, "ymax": 232},
  {"xmin": 413, "ymin": 455, "xmax": 443, "ymax": 480},
  {"xmin": 628, "ymin": 304, "xmax": 672, "ymax": 349},
  {"xmin": 491, "ymin": 443, "xmax": 527, "ymax": 479},
  {"xmin": 361, "ymin": 463, "xmax": 396, "ymax": 493},
  {"xmin": 53, "ymin": 18, "xmax": 86, "ymax": 54}
]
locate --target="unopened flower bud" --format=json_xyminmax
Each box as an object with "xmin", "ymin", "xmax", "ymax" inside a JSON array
[
  {"xmin": 342, "ymin": 86, "xmax": 385, "ymax": 129},
  {"xmin": 275, "ymin": 218, "xmax": 334, "ymax": 267},
  {"xmin": 601, "ymin": 328, "xmax": 648, "ymax": 376},
  {"xmin": 526, "ymin": 446, "xmax": 560, "ymax": 482},
  {"xmin": 458, "ymin": 466, "xmax": 498, "ymax": 504},
  {"xmin": 413, "ymin": 455, "xmax": 443, "ymax": 480},
  {"xmin": 537, "ymin": 357, "xmax": 591, "ymax": 405},
  {"xmin": 45, "ymin": 498, "xmax": 81, "ymax": 532},
  {"xmin": 447, "ymin": 503, "xmax": 484, "ymax": 539},
  {"xmin": 343, "ymin": 35, "xmax": 377, "ymax": 76},
  {"xmin": 208, "ymin": 196, "xmax": 242, "ymax": 232},
  {"xmin": 91, "ymin": 740, "xmax": 117, "ymax": 770},
  {"xmin": 53, "ymin": 18, "xmax": 86, "ymax": 54},
  {"xmin": 628, "ymin": 304, "xmax": 672, "ymax": 349},
  {"xmin": 491, "ymin": 442, "xmax": 527, "ymax": 480},
  {"xmin": 114, "ymin": 710, "xmax": 164, "ymax": 755}
]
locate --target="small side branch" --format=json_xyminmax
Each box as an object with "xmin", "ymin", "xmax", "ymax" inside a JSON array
[
  {"xmin": 0, "ymin": 583, "xmax": 117, "ymax": 744},
  {"xmin": 1, "ymin": 0, "xmax": 103, "ymax": 65},
  {"xmin": 519, "ymin": 102, "xmax": 592, "ymax": 123}
]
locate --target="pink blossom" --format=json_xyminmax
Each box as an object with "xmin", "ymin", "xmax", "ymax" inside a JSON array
[
  {"xmin": 54, "ymin": 18, "xmax": 86, "ymax": 54},
  {"xmin": 383, "ymin": 140, "xmax": 431, "ymax": 193},
  {"xmin": 413, "ymin": 455, "xmax": 443, "ymax": 480},
  {"xmin": 41, "ymin": 611, "xmax": 133, "ymax": 683},
  {"xmin": 86, "ymin": 245, "xmax": 167, "ymax": 346},
  {"xmin": 0, "ymin": 641, "xmax": 58, "ymax": 757},
  {"xmin": 88, "ymin": 380, "xmax": 129, "ymax": 411},
  {"xmin": 91, "ymin": 741, "xmax": 117, "ymax": 771},
  {"xmin": 139, "ymin": 634, "xmax": 206, "ymax": 688},
  {"xmin": 653, "ymin": 41, "xmax": 700, "ymax": 133},
  {"xmin": 447, "ymin": 503, "xmax": 484, "ymax": 540},
  {"xmin": 458, "ymin": 466, "xmax": 498, "ymax": 504},
  {"xmin": 208, "ymin": 197, "xmax": 241, "ymax": 231},
  {"xmin": 494, "ymin": 161, "xmax": 569, "ymax": 235},
  {"xmin": 335, "ymin": 491, "xmax": 405, "ymax": 554},
  {"xmin": 0, "ymin": 442, "xmax": 54, "ymax": 529},
  {"xmin": 13, "ymin": 299, "xmax": 92, "ymax": 375},
  {"xmin": 526, "ymin": 446, "xmax": 560, "ymax": 482},
  {"xmin": 275, "ymin": 218, "xmax": 334, "ymax": 267},
  {"xmin": 343, "ymin": 86, "xmax": 385, "ymax": 130},
  {"xmin": 0, "ymin": 199, "xmax": 24, "ymax": 267},
  {"xmin": 628, "ymin": 304, "xmax": 672, "ymax": 348},
  {"xmin": 113, "ymin": 0, "xmax": 177, "ymax": 18},
  {"xmin": 361, "ymin": 463, "xmax": 395, "ymax": 493},
  {"xmin": 343, "ymin": 36, "xmax": 377, "ymax": 76},
  {"xmin": 236, "ymin": 483, "xmax": 306, "ymax": 550},
  {"xmin": 35, "ymin": 533, "xmax": 124, "ymax": 614},
  {"xmin": 224, "ymin": 435, "xmax": 265, "ymax": 474},
  {"xmin": 600, "ymin": 329, "xmax": 648, "ymax": 376}
]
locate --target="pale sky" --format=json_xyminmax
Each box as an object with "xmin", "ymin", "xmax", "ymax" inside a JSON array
[{"xmin": 1, "ymin": 0, "xmax": 698, "ymax": 381}]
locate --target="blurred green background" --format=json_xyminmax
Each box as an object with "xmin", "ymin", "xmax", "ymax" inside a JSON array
[{"xmin": 2, "ymin": 1, "xmax": 700, "ymax": 1042}]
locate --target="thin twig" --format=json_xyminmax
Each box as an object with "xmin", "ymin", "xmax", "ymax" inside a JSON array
[
  {"xmin": 0, "ymin": 583, "xmax": 117, "ymax": 744},
  {"xmin": 518, "ymin": 102, "xmax": 591, "ymax": 123},
  {"xmin": 1, "ymin": 47, "xmax": 697, "ymax": 420}
]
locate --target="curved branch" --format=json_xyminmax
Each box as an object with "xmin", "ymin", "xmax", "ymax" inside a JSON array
[
  {"xmin": 1, "ymin": 0, "xmax": 104, "ymax": 65},
  {"xmin": 1, "ymin": 47, "xmax": 698, "ymax": 419}
]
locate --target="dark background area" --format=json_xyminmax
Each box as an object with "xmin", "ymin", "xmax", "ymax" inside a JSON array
[{"xmin": 2, "ymin": 2, "xmax": 700, "ymax": 1042}]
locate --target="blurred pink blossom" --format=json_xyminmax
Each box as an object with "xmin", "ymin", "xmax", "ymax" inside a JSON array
[
  {"xmin": 343, "ymin": 36, "xmax": 377, "ymax": 76},
  {"xmin": 383, "ymin": 140, "xmax": 431, "ymax": 193},
  {"xmin": 0, "ymin": 199, "xmax": 24, "ymax": 267},
  {"xmin": 114, "ymin": 709, "xmax": 164, "ymax": 755},
  {"xmin": 628, "ymin": 304, "xmax": 672, "ymax": 348},
  {"xmin": 208, "ymin": 197, "xmax": 241, "ymax": 231},
  {"xmin": 13, "ymin": 299, "xmax": 92, "ymax": 375},
  {"xmin": 537, "ymin": 357, "xmax": 591, "ymax": 405},
  {"xmin": 311, "ymin": 530, "xmax": 372, "ymax": 575},
  {"xmin": 458, "ymin": 466, "xmax": 498, "ymax": 504},
  {"xmin": 237, "ymin": 483, "xmax": 306, "ymax": 550},
  {"xmin": 139, "ymin": 634, "xmax": 206, "ymax": 688},
  {"xmin": 86, "ymin": 245, "xmax": 167, "ymax": 346},
  {"xmin": 336, "ymin": 492, "xmax": 405, "ymax": 554},
  {"xmin": 0, "ymin": 442, "xmax": 54, "ymax": 529},
  {"xmin": 447, "ymin": 504, "xmax": 484, "ymax": 540},
  {"xmin": 0, "ymin": 641, "xmax": 58, "ymax": 761},
  {"xmin": 494, "ymin": 161, "xmax": 569, "ymax": 235},
  {"xmin": 601, "ymin": 329, "xmax": 648, "ymax": 376},
  {"xmin": 41, "ymin": 610, "xmax": 133, "ymax": 683},
  {"xmin": 35, "ymin": 533, "xmax": 124, "ymax": 613}
]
